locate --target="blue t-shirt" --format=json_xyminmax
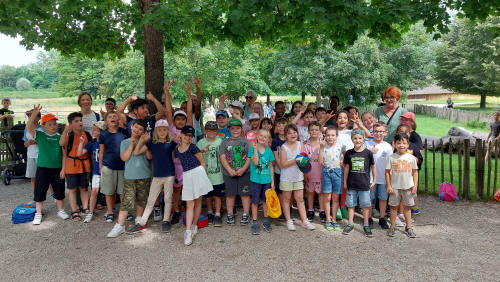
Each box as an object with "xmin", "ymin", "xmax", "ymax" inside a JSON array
[
  {"xmin": 126, "ymin": 115, "xmax": 156, "ymax": 136},
  {"xmin": 99, "ymin": 128, "xmax": 129, "ymax": 170},
  {"xmin": 146, "ymin": 140, "xmax": 176, "ymax": 177},
  {"xmin": 271, "ymin": 136, "xmax": 286, "ymax": 174},
  {"xmin": 217, "ymin": 127, "xmax": 231, "ymax": 140},
  {"xmin": 84, "ymin": 139, "xmax": 100, "ymax": 176},
  {"xmin": 174, "ymin": 143, "xmax": 201, "ymax": 172},
  {"xmin": 248, "ymin": 146, "xmax": 275, "ymax": 184}
]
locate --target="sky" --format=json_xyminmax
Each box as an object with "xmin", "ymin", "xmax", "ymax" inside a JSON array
[{"xmin": 0, "ymin": 34, "xmax": 43, "ymax": 67}]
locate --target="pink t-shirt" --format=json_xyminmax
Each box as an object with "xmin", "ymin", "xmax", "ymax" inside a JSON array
[
  {"xmin": 304, "ymin": 140, "xmax": 322, "ymax": 181},
  {"xmin": 245, "ymin": 130, "xmax": 258, "ymax": 143}
]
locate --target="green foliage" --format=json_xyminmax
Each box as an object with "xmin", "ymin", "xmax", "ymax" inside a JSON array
[
  {"xmin": 15, "ymin": 77, "xmax": 31, "ymax": 91},
  {"xmin": 466, "ymin": 120, "xmax": 488, "ymax": 129},
  {"xmin": 55, "ymin": 56, "xmax": 104, "ymax": 98},
  {"xmin": 0, "ymin": 65, "xmax": 17, "ymax": 88}
]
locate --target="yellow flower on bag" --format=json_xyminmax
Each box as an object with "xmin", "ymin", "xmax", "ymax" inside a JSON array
[{"xmin": 265, "ymin": 189, "xmax": 281, "ymax": 218}]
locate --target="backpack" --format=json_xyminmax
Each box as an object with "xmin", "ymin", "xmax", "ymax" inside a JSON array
[
  {"xmin": 438, "ymin": 182, "xmax": 459, "ymax": 202},
  {"xmin": 66, "ymin": 131, "xmax": 92, "ymax": 172},
  {"xmin": 12, "ymin": 205, "xmax": 36, "ymax": 224}
]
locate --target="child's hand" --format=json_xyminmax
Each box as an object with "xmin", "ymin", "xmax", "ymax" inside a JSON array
[
  {"xmin": 193, "ymin": 76, "xmax": 201, "ymax": 89},
  {"xmin": 387, "ymin": 186, "xmax": 394, "ymax": 195},
  {"xmin": 271, "ymin": 182, "xmax": 275, "ymax": 190},
  {"xmin": 32, "ymin": 104, "xmax": 42, "ymax": 114},
  {"xmin": 410, "ymin": 186, "xmax": 417, "ymax": 194},
  {"xmin": 369, "ymin": 182, "xmax": 376, "ymax": 189},
  {"xmin": 128, "ymin": 95, "xmax": 139, "ymax": 102},
  {"xmin": 202, "ymin": 144, "xmax": 210, "ymax": 153},
  {"xmin": 183, "ymin": 82, "xmax": 192, "ymax": 95},
  {"xmin": 164, "ymin": 79, "xmax": 175, "ymax": 92},
  {"xmin": 371, "ymin": 146, "xmax": 379, "ymax": 154},
  {"xmin": 299, "ymin": 104, "xmax": 307, "ymax": 113},
  {"xmin": 351, "ymin": 114, "xmax": 361, "ymax": 125},
  {"xmin": 100, "ymin": 107, "xmax": 106, "ymax": 117},
  {"xmin": 219, "ymin": 94, "xmax": 227, "ymax": 104},
  {"xmin": 79, "ymin": 136, "xmax": 85, "ymax": 143},
  {"xmin": 140, "ymin": 133, "xmax": 150, "ymax": 144},
  {"xmin": 319, "ymin": 139, "xmax": 325, "ymax": 148},
  {"xmin": 304, "ymin": 174, "xmax": 309, "ymax": 183},
  {"xmin": 146, "ymin": 91, "xmax": 154, "ymax": 101},
  {"xmin": 228, "ymin": 169, "xmax": 237, "ymax": 177},
  {"xmin": 130, "ymin": 137, "xmax": 137, "ymax": 146},
  {"xmin": 59, "ymin": 170, "xmax": 65, "ymax": 179}
]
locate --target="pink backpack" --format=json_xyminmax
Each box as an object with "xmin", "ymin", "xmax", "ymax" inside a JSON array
[{"xmin": 438, "ymin": 182, "xmax": 459, "ymax": 202}]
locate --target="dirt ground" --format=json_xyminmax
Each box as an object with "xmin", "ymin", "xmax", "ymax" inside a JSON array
[{"xmin": 1, "ymin": 180, "xmax": 499, "ymax": 281}]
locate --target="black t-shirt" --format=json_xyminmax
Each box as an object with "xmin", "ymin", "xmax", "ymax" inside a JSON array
[
  {"xmin": 0, "ymin": 108, "xmax": 14, "ymax": 127},
  {"xmin": 410, "ymin": 131, "xmax": 423, "ymax": 151},
  {"xmin": 343, "ymin": 148, "xmax": 374, "ymax": 191}
]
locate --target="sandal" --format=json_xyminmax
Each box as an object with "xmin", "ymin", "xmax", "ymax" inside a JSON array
[{"xmin": 71, "ymin": 210, "xmax": 81, "ymax": 221}]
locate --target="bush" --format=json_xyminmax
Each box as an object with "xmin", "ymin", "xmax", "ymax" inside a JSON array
[
  {"xmin": 16, "ymin": 77, "xmax": 32, "ymax": 91},
  {"xmin": 466, "ymin": 119, "xmax": 487, "ymax": 129}
]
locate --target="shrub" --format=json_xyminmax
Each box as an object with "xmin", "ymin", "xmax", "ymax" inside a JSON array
[
  {"xmin": 466, "ymin": 119, "xmax": 487, "ymax": 129},
  {"xmin": 16, "ymin": 77, "xmax": 32, "ymax": 91}
]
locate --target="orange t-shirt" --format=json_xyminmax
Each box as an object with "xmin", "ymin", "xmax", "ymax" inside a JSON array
[{"xmin": 65, "ymin": 132, "xmax": 91, "ymax": 174}]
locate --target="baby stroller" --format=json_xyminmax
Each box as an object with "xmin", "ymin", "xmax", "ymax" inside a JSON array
[{"xmin": 1, "ymin": 123, "xmax": 27, "ymax": 185}]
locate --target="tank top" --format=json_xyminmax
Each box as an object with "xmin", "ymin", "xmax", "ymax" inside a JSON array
[{"xmin": 280, "ymin": 141, "xmax": 303, "ymax": 182}]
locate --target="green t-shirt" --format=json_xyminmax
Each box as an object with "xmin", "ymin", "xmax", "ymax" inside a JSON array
[
  {"xmin": 248, "ymin": 146, "xmax": 275, "ymax": 184},
  {"xmin": 120, "ymin": 138, "xmax": 151, "ymax": 180},
  {"xmin": 35, "ymin": 131, "xmax": 62, "ymax": 168},
  {"xmin": 197, "ymin": 137, "xmax": 224, "ymax": 185}
]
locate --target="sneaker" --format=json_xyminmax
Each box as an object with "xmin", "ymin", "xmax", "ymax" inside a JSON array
[
  {"xmin": 240, "ymin": 214, "xmax": 250, "ymax": 225},
  {"xmin": 184, "ymin": 230, "xmax": 193, "ymax": 246},
  {"xmin": 214, "ymin": 215, "xmax": 222, "ymax": 227},
  {"xmin": 372, "ymin": 208, "xmax": 380, "ymax": 218},
  {"xmin": 332, "ymin": 222, "xmax": 341, "ymax": 231},
  {"xmin": 57, "ymin": 209, "xmax": 69, "ymax": 220},
  {"xmin": 342, "ymin": 224, "xmax": 354, "ymax": 235},
  {"xmin": 191, "ymin": 225, "xmax": 198, "ymax": 239},
  {"xmin": 153, "ymin": 206, "xmax": 161, "ymax": 222},
  {"xmin": 301, "ymin": 220, "xmax": 315, "ymax": 230},
  {"xmin": 127, "ymin": 223, "xmax": 146, "ymax": 234},
  {"xmin": 336, "ymin": 209, "xmax": 342, "ymax": 221},
  {"xmin": 411, "ymin": 208, "xmax": 420, "ymax": 215},
  {"xmin": 286, "ymin": 220, "xmax": 296, "ymax": 231},
  {"xmin": 262, "ymin": 218, "xmax": 272, "ymax": 232},
  {"xmin": 340, "ymin": 207, "xmax": 348, "ymax": 219},
  {"xmin": 368, "ymin": 217, "xmax": 374, "ymax": 230},
  {"xmin": 226, "ymin": 214, "xmax": 235, "ymax": 225},
  {"xmin": 405, "ymin": 227, "xmax": 417, "ymax": 238},
  {"xmin": 126, "ymin": 214, "xmax": 134, "ymax": 221},
  {"xmin": 319, "ymin": 211, "xmax": 326, "ymax": 223},
  {"xmin": 171, "ymin": 211, "xmax": 180, "ymax": 224},
  {"xmin": 363, "ymin": 226, "xmax": 373, "ymax": 237},
  {"xmin": 395, "ymin": 216, "xmax": 405, "ymax": 227},
  {"xmin": 83, "ymin": 212, "xmax": 93, "ymax": 223},
  {"xmin": 105, "ymin": 213, "xmax": 115, "ymax": 223},
  {"xmin": 251, "ymin": 221, "xmax": 260, "ymax": 235},
  {"xmin": 387, "ymin": 227, "xmax": 396, "ymax": 237},
  {"xmin": 207, "ymin": 213, "xmax": 214, "ymax": 225},
  {"xmin": 379, "ymin": 217, "xmax": 390, "ymax": 229},
  {"xmin": 307, "ymin": 210, "xmax": 314, "ymax": 221},
  {"xmin": 135, "ymin": 216, "xmax": 142, "ymax": 225},
  {"xmin": 162, "ymin": 221, "xmax": 171, "ymax": 233},
  {"xmin": 325, "ymin": 221, "xmax": 334, "ymax": 231},
  {"xmin": 33, "ymin": 213, "xmax": 42, "ymax": 225},
  {"xmin": 107, "ymin": 224, "xmax": 125, "ymax": 238}
]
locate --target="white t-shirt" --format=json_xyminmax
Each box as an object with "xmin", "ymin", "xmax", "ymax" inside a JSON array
[
  {"xmin": 322, "ymin": 143, "xmax": 343, "ymax": 169},
  {"xmin": 385, "ymin": 152, "xmax": 418, "ymax": 190},
  {"xmin": 337, "ymin": 129, "xmax": 353, "ymax": 152},
  {"xmin": 25, "ymin": 130, "xmax": 39, "ymax": 159},
  {"xmin": 298, "ymin": 125, "xmax": 310, "ymax": 143},
  {"xmin": 366, "ymin": 140, "xmax": 393, "ymax": 184}
]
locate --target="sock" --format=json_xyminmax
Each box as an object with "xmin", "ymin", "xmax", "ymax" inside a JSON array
[
  {"xmin": 364, "ymin": 222, "xmax": 369, "ymax": 227},
  {"xmin": 215, "ymin": 212, "xmax": 221, "ymax": 216},
  {"xmin": 207, "ymin": 210, "xmax": 213, "ymax": 215},
  {"xmin": 308, "ymin": 209, "xmax": 314, "ymax": 212},
  {"xmin": 319, "ymin": 210, "xmax": 325, "ymax": 212},
  {"xmin": 348, "ymin": 221, "xmax": 354, "ymax": 225}
]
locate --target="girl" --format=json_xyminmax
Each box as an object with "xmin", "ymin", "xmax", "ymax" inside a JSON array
[
  {"xmin": 127, "ymin": 119, "xmax": 177, "ymax": 233},
  {"xmin": 291, "ymin": 101, "xmax": 304, "ymax": 126},
  {"xmin": 280, "ymin": 124, "xmax": 315, "ymax": 231},
  {"xmin": 292, "ymin": 105, "xmax": 315, "ymax": 142},
  {"xmin": 361, "ymin": 111, "xmax": 376, "ymax": 141},
  {"xmin": 245, "ymin": 113, "xmax": 261, "ymax": 143},
  {"xmin": 175, "ymin": 125, "xmax": 213, "ymax": 246},
  {"xmin": 260, "ymin": 117, "xmax": 273, "ymax": 147},
  {"xmin": 319, "ymin": 126, "xmax": 344, "ymax": 231},
  {"xmin": 304, "ymin": 122, "xmax": 324, "ymax": 222}
]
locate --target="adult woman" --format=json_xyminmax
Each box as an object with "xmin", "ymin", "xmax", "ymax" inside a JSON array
[
  {"xmin": 78, "ymin": 92, "xmax": 101, "ymax": 133},
  {"xmin": 243, "ymin": 90, "xmax": 257, "ymax": 119},
  {"xmin": 252, "ymin": 102, "xmax": 264, "ymax": 119},
  {"xmin": 374, "ymin": 86, "xmax": 407, "ymax": 143}
]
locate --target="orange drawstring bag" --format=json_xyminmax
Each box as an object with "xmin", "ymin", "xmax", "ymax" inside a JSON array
[{"xmin": 265, "ymin": 189, "xmax": 281, "ymax": 218}]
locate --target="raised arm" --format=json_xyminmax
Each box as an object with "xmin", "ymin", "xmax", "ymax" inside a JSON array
[
  {"xmin": 163, "ymin": 79, "xmax": 175, "ymax": 126},
  {"xmin": 184, "ymin": 82, "xmax": 194, "ymax": 126},
  {"xmin": 120, "ymin": 137, "xmax": 137, "ymax": 162},
  {"xmin": 291, "ymin": 104, "xmax": 307, "ymax": 125},
  {"xmin": 218, "ymin": 94, "xmax": 227, "ymax": 111},
  {"xmin": 134, "ymin": 133, "xmax": 150, "ymax": 155},
  {"xmin": 146, "ymin": 91, "xmax": 166, "ymax": 120},
  {"xmin": 26, "ymin": 105, "xmax": 41, "ymax": 136},
  {"xmin": 59, "ymin": 124, "xmax": 70, "ymax": 147},
  {"xmin": 193, "ymin": 76, "xmax": 202, "ymax": 120},
  {"xmin": 77, "ymin": 136, "xmax": 88, "ymax": 156},
  {"xmin": 116, "ymin": 95, "xmax": 138, "ymax": 115}
]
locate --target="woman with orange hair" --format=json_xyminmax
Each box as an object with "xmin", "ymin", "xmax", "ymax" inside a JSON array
[{"xmin": 374, "ymin": 86, "xmax": 408, "ymax": 143}]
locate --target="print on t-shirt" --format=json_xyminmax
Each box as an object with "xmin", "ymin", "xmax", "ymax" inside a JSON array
[
  {"xmin": 228, "ymin": 145, "xmax": 246, "ymax": 168},
  {"xmin": 351, "ymin": 157, "xmax": 366, "ymax": 173},
  {"xmin": 256, "ymin": 153, "xmax": 270, "ymax": 175},
  {"xmin": 207, "ymin": 145, "xmax": 221, "ymax": 175},
  {"xmin": 391, "ymin": 159, "xmax": 413, "ymax": 173}
]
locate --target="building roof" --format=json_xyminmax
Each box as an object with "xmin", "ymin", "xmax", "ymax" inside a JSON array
[{"xmin": 408, "ymin": 85, "xmax": 455, "ymax": 95}]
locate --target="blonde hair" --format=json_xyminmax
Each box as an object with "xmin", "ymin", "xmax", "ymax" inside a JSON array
[{"xmin": 152, "ymin": 126, "xmax": 172, "ymax": 144}]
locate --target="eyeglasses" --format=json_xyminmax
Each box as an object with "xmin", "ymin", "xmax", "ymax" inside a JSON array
[
  {"xmin": 373, "ymin": 130, "xmax": 386, "ymax": 134},
  {"xmin": 245, "ymin": 96, "xmax": 254, "ymax": 99},
  {"xmin": 383, "ymin": 96, "xmax": 396, "ymax": 101}
]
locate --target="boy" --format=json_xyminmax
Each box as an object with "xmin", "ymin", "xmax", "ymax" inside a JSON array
[
  {"xmin": 99, "ymin": 111, "xmax": 129, "ymax": 223},
  {"xmin": 107, "ymin": 119, "xmax": 151, "ymax": 237},
  {"xmin": 485, "ymin": 110, "xmax": 500, "ymax": 161},
  {"xmin": 365, "ymin": 122, "xmax": 393, "ymax": 229},
  {"xmin": 385, "ymin": 133, "xmax": 418, "ymax": 238},
  {"xmin": 197, "ymin": 121, "xmax": 225, "ymax": 226},
  {"xmin": 60, "ymin": 112, "xmax": 91, "ymax": 220},
  {"xmin": 117, "ymin": 92, "xmax": 165, "ymax": 136},
  {"xmin": 273, "ymin": 101, "xmax": 286, "ymax": 120},
  {"xmin": 342, "ymin": 129, "xmax": 376, "ymax": 237},
  {"xmin": 216, "ymin": 110, "xmax": 231, "ymax": 140},
  {"xmin": 219, "ymin": 119, "xmax": 252, "ymax": 225},
  {"xmin": 27, "ymin": 105, "xmax": 69, "ymax": 225},
  {"xmin": 0, "ymin": 97, "xmax": 14, "ymax": 130}
]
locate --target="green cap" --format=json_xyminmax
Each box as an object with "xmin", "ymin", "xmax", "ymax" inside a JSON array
[{"xmin": 228, "ymin": 119, "xmax": 243, "ymax": 127}]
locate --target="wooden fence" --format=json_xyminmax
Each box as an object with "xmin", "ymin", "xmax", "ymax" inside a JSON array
[{"xmin": 404, "ymin": 104, "xmax": 492, "ymax": 124}]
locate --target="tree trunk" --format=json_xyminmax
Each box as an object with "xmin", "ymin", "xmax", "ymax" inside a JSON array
[
  {"xmin": 315, "ymin": 88, "xmax": 321, "ymax": 105},
  {"xmin": 266, "ymin": 93, "xmax": 270, "ymax": 105},
  {"xmin": 141, "ymin": 0, "xmax": 164, "ymax": 114},
  {"xmin": 301, "ymin": 91, "xmax": 306, "ymax": 103},
  {"xmin": 480, "ymin": 93, "xmax": 486, "ymax": 108}
]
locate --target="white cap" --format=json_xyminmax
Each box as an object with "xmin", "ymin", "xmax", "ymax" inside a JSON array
[
  {"xmin": 249, "ymin": 113, "xmax": 260, "ymax": 120},
  {"xmin": 230, "ymin": 101, "xmax": 244, "ymax": 109}
]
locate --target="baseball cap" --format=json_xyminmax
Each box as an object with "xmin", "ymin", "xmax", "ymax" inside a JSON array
[
  {"xmin": 205, "ymin": 121, "xmax": 218, "ymax": 130},
  {"xmin": 93, "ymin": 121, "xmax": 106, "ymax": 130},
  {"xmin": 351, "ymin": 129, "xmax": 365, "ymax": 138},
  {"xmin": 216, "ymin": 110, "xmax": 229, "ymax": 118},
  {"xmin": 400, "ymin": 112, "xmax": 416, "ymax": 122},
  {"xmin": 173, "ymin": 110, "xmax": 187, "ymax": 118},
  {"xmin": 230, "ymin": 101, "xmax": 244, "ymax": 109},
  {"xmin": 228, "ymin": 119, "xmax": 243, "ymax": 127},
  {"xmin": 248, "ymin": 113, "xmax": 260, "ymax": 120},
  {"xmin": 155, "ymin": 119, "xmax": 169, "ymax": 128},
  {"xmin": 41, "ymin": 113, "xmax": 57, "ymax": 124},
  {"xmin": 181, "ymin": 125, "xmax": 195, "ymax": 136}
]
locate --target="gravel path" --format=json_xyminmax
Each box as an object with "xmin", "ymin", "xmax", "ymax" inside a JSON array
[{"xmin": 1, "ymin": 180, "xmax": 499, "ymax": 281}]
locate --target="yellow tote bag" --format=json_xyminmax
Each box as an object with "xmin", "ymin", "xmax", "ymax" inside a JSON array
[{"xmin": 265, "ymin": 189, "xmax": 281, "ymax": 218}]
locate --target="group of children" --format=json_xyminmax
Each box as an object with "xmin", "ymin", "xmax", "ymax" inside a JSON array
[{"xmin": 19, "ymin": 81, "xmax": 424, "ymax": 246}]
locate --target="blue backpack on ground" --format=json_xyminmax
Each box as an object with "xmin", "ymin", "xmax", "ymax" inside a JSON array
[{"xmin": 12, "ymin": 205, "xmax": 36, "ymax": 224}]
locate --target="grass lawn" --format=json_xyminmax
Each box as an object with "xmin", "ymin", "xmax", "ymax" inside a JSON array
[
  {"xmin": 0, "ymin": 89, "xmax": 60, "ymax": 99},
  {"xmin": 453, "ymin": 103, "xmax": 499, "ymax": 114},
  {"xmin": 415, "ymin": 114, "xmax": 488, "ymax": 137}
]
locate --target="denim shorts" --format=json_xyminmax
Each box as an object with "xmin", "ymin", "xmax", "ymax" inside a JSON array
[
  {"xmin": 321, "ymin": 167, "xmax": 343, "ymax": 194},
  {"xmin": 346, "ymin": 189, "xmax": 371, "ymax": 208},
  {"xmin": 370, "ymin": 183, "xmax": 388, "ymax": 201},
  {"xmin": 250, "ymin": 182, "xmax": 271, "ymax": 204}
]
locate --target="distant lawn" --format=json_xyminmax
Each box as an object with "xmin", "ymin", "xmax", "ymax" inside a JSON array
[
  {"xmin": 453, "ymin": 103, "xmax": 498, "ymax": 114},
  {"xmin": 0, "ymin": 89, "xmax": 60, "ymax": 99},
  {"xmin": 416, "ymin": 114, "xmax": 488, "ymax": 137}
]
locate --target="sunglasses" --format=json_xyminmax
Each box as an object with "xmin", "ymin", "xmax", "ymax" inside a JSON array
[{"xmin": 245, "ymin": 96, "xmax": 254, "ymax": 99}]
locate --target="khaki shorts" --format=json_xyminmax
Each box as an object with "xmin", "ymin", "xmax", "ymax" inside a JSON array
[
  {"xmin": 280, "ymin": 181, "xmax": 304, "ymax": 192},
  {"xmin": 120, "ymin": 178, "xmax": 151, "ymax": 211},
  {"xmin": 388, "ymin": 188, "xmax": 415, "ymax": 207},
  {"xmin": 100, "ymin": 166, "xmax": 124, "ymax": 195}
]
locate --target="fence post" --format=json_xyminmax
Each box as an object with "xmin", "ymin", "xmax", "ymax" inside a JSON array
[
  {"xmin": 487, "ymin": 141, "xmax": 492, "ymax": 198},
  {"xmin": 449, "ymin": 140, "xmax": 453, "ymax": 184},
  {"xmin": 494, "ymin": 141, "xmax": 499, "ymax": 198},
  {"xmin": 475, "ymin": 140, "xmax": 481, "ymax": 200},
  {"xmin": 464, "ymin": 139, "xmax": 470, "ymax": 200},
  {"xmin": 458, "ymin": 140, "xmax": 462, "ymax": 197},
  {"xmin": 432, "ymin": 141, "xmax": 436, "ymax": 194},
  {"xmin": 424, "ymin": 139, "xmax": 428, "ymax": 193},
  {"xmin": 440, "ymin": 139, "xmax": 444, "ymax": 183}
]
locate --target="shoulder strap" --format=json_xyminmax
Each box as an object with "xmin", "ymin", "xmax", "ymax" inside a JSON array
[
  {"xmin": 386, "ymin": 106, "xmax": 399, "ymax": 126},
  {"xmin": 94, "ymin": 112, "xmax": 101, "ymax": 121},
  {"xmin": 66, "ymin": 132, "xmax": 75, "ymax": 157}
]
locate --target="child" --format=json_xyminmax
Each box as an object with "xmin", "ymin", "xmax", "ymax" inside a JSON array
[
  {"xmin": 385, "ymin": 133, "xmax": 418, "ymax": 238},
  {"xmin": 60, "ymin": 112, "xmax": 92, "ymax": 221},
  {"xmin": 77, "ymin": 121, "xmax": 105, "ymax": 222},
  {"xmin": 271, "ymin": 117, "xmax": 287, "ymax": 218},
  {"xmin": 128, "ymin": 119, "xmax": 176, "ymax": 233},
  {"xmin": 197, "ymin": 121, "xmax": 225, "ymax": 226},
  {"xmin": 342, "ymin": 129, "xmax": 376, "ymax": 237},
  {"xmin": 27, "ymin": 105, "xmax": 69, "ymax": 225},
  {"xmin": 107, "ymin": 119, "xmax": 151, "ymax": 238},
  {"xmin": 400, "ymin": 112, "xmax": 423, "ymax": 151},
  {"xmin": 319, "ymin": 126, "xmax": 343, "ymax": 231},
  {"xmin": 248, "ymin": 129, "xmax": 275, "ymax": 235},
  {"xmin": 0, "ymin": 97, "xmax": 14, "ymax": 130},
  {"xmin": 365, "ymin": 122, "xmax": 393, "ymax": 229},
  {"xmin": 315, "ymin": 107, "xmax": 327, "ymax": 125},
  {"xmin": 216, "ymin": 110, "xmax": 231, "ymax": 139},
  {"xmin": 361, "ymin": 112, "xmax": 376, "ymax": 141},
  {"xmin": 99, "ymin": 111, "xmax": 129, "ymax": 223},
  {"xmin": 304, "ymin": 122, "xmax": 323, "ymax": 222},
  {"xmin": 335, "ymin": 110, "xmax": 353, "ymax": 218},
  {"xmin": 219, "ymin": 119, "xmax": 252, "ymax": 225},
  {"xmin": 292, "ymin": 106, "xmax": 315, "ymax": 142},
  {"xmin": 280, "ymin": 124, "xmax": 315, "ymax": 231},
  {"xmin": 175, "ymin": 125, "xmax": 213, "ymax": 246},
  {"xmin": 485, "ymin": 111, "xmax": 500, "ymax": 161},
  {"xmin": 245, "ymin": 113, "xmax": 261, "ymax": 143}
]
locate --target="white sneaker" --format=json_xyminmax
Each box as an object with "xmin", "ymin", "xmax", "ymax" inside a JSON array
[
  {"xmin": 33, "ymin": 213, "xmax": 42, "ymax": 225},
  {"xmin": 153, "ymin": 206, "xmax": 161, "ymax": 222},
  {"xmin": 184, "ymin": 230, "xmax": 193, "ymax": 246},
  {"xmin": 287, "ymin": 220, "xmax": 296, "ymax": 231},
  {"xmin": 57, "ymin": 209, "xmax": 69, "ymax": 220},
  {"xmin": 191, "ymin": 225, "xmax": 198, "ymax": 238},
  {"xmin": 135, "ymin": 216, "xmax": 142, "ymax": 225},
  {"xmin": 395, "ymin": 216, "xmax": 405, "ymax": 227},
  {"xmin": 301, "ymin": 220, "xmax": 315, "ymax": 230},
  {"xmin": 107, "ymin": 224, "xmax": 125, "ymax": 238},
  {"xmin": 83, "ymin": 212, "xmax": 93, "ymax": 223}
]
